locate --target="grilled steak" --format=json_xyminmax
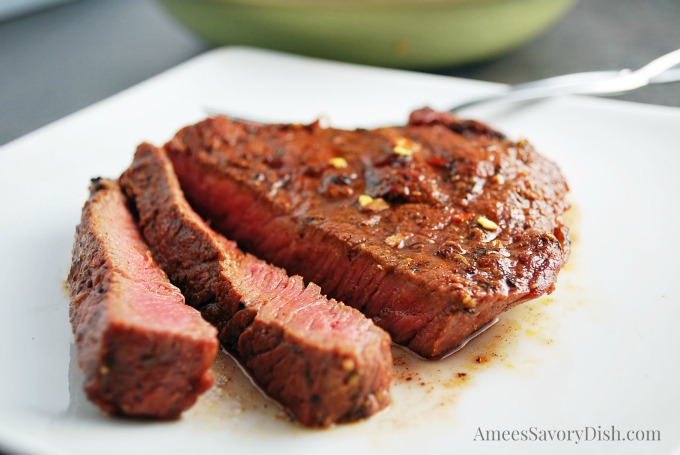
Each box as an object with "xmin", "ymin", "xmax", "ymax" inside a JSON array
[
  {"xmin": 165, "ymin": 107, "xmax": 571, "ymax": 359},
  {"xmin": 120, "ymin": 143, "xmax": 392, "ymax": 427},
  {"xmin": 67, "ymin": 178, "xmax": 218, "ymax": 419}
]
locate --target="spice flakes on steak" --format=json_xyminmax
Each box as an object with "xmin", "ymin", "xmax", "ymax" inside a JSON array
[
  {"xmin": 166, "ymin": 107, "xmax": 571, "ymax": 359},
  {"xmin": 120, "ymin": 143, "xmax": 392, "ymax": 427},
  {"xmin": 67, "ymin": 178, "xmax": 218, "ymax": 419}
]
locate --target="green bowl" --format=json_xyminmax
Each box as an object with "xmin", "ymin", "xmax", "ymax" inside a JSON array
[{"xmin": 157, "ymin": 0, "xmax": 576, "ymax": 68}]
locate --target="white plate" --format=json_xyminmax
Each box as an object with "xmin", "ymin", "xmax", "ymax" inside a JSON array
[{"xmin": 0, "ymin": 47, "xmax": 678, "ymax": 455}]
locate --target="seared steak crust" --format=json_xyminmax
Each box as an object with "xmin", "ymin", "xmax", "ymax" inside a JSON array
[
  {"xmin": 67, "ymin": 179, "xmax": 217, "ymax": 419},
  {"xmin": 166, "ymin": 108, "xmax": 570, "ymax": 359},
  {"xmin": 120, "ymin": 144, "xmax": 392, "ymax": 427}
]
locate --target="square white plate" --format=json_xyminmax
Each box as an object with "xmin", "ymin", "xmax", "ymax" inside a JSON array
[{"xmin": 1, "ymin": 47, "xmax": 678, "ymax": 455}]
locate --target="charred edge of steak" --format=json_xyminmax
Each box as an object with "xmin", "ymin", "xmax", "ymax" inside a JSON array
[
  {"xmin": 120, "ymin": 143, "xmax": 392, "ymax": 427},
  {"xmin": 67, "ymin": 178, "xmax": 218, "ymax": 419},
  {"xmin": 408, "ymin": 107, "xmax": 507, "ymax": 140},
  {"xmin": 164, "ymin": 108, "xmax": 570, "ymax": 359}
]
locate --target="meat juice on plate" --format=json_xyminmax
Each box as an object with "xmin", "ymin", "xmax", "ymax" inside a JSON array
[{"xmin": 187, "ymin": 204, "xmax": 582, "ymax": 431}]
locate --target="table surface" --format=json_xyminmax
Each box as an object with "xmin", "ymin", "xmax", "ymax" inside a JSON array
[{"xmin": 1, "ymin": 0, "xmax": 679, "ymax": 146}]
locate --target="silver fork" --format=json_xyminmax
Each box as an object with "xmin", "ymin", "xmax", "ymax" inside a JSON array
[
  {"xmin": 449, "ymin": 48, "xmax": 680, "ymax": 113},
  {"xmin": 206, "ymin": 49, "xmax": 680, "ymax": 121}
]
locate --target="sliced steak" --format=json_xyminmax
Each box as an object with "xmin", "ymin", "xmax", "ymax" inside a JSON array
[
  {"xmin": 67, "ymin": 178, "xmax": 218, "ymax": 419},
  {"xmin": 120, "ymin": 143, "xmax": 392, "ymax": 427},
  {"xmin": 165, "ymin": 108, "xmax": 571, "ymax": 359}
]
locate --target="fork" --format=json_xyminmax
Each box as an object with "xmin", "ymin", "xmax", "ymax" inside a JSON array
[
  {"xmin": 206, "ymin": 49, "xmax": 680, "ymax": 121},
  {"xmin": 449, "ymin": 48, "xmax": 680, "ymax": 113}
]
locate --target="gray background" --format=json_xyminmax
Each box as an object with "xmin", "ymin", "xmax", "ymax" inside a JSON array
[{"xmin": 1, "ymin": 0, "xmax": 679, "ymax": 145}]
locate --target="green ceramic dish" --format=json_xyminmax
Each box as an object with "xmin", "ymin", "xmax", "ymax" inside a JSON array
[{"xmin": 157, "ymin": 0, "xmax": 576, "ymax": 68}]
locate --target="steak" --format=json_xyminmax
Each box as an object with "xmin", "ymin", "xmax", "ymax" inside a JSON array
[
  {"xmin": 67, "ymin": 178, "xmax": 218, "ymax": 419},
  {"xmin": 120, "ymin": 143, "xmax": 392, "ymax": 427},
  {"xmin": 165, "ymin": 107, "xmax": 571, "ymax": 359}
]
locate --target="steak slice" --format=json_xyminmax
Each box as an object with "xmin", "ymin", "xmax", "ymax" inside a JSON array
[
  {"xmin": 120, "ymin": 143, "xmax": 392, "ymax": 427},
  {"xmin": 165, "ymin": 107, "xmax": 571, "ymax": 359},
  {"xmin": 67, "ymin": 178, "xmax": 218, "ymax": 419}
]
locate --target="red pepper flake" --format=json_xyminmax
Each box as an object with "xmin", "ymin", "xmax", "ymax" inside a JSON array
[
  {"xmin": 451, "ymin": 212, "xmax": 475, "ymax": 223},
  {"xmin": 427, "ymin": 156, "xmax": 447, "ymax": 167}
]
